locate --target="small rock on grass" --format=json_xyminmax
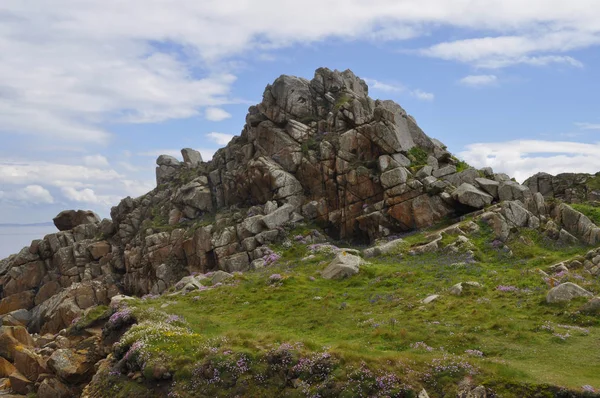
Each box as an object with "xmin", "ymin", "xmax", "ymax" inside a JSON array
[
  {"xmin": 421, "ymin": 295, "xmax": 440, "ymax": 304},
  {"xmin": 546, "ymin": 282, "xmax": 593, "ymax": 303}
]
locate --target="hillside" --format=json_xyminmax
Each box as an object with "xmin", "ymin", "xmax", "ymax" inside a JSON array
[{"xmin": 0, "ymin": 68, "xmax": 599, "ymax": 397}]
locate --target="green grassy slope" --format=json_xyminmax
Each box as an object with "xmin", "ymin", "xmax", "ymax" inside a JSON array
[{"xmin": 88, "ymin": 222, "xmax": 600, "ymax": 398}]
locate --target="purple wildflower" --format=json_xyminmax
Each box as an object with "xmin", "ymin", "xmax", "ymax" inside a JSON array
[
  {"xmin": 166, "ymin": 314, "xmax": 184, "ymax": 324},
  {"xmin": 496, "ymin": 285, "xmax": 518, "ymax": 292}
]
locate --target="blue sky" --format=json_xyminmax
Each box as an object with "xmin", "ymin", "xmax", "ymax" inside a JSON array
[{"xmin": 1, "ymin": 0, "xmax": 600, "ymax": 223}]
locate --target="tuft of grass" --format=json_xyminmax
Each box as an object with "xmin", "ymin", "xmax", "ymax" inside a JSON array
[
  {"xmin": 455, "ymin": 158, "xmax": 472, "ymax": 173},
  {"xmin": 408, "ymin": 147, "xmax": 428, "ymax": 167}
]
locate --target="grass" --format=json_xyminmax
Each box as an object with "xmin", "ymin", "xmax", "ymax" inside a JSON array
[
  {"xmin": 455, "ymin": 158, "xmax": 472, "ymax": 173},
  {"xmin": 408, "ymin": 147, "xmax": 428, "ymax": 167},
  {"xmin": 99, "ymin": 223, "xmax": 600, "ymax": 397}
]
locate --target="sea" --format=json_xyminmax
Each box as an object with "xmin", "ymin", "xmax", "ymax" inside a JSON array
[{"xmin": 0, "ymin": 225, "xmax": 57, "ymax": 259}]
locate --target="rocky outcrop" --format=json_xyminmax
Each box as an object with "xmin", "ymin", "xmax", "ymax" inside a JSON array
[
  {"xmin": 524, "ymin": 171, "xmax": 600, "ymax": 203},
  {"xmin": 0, "ymin": 67, "xmax": 597, "ymax": 398}
]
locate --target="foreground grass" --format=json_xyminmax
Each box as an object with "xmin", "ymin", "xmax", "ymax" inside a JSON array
[{"xmin": 100, "ymin": 223, "xmax": 600, "ymax": 397}]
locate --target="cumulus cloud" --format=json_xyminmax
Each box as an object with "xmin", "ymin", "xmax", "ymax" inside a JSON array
[
  {"xmin": 0, "ymin": 185, "xmax": 54, "ymax": 205},
  {"xmin": 207, "ymin": 132, "xmax": 235, "ymax": 146},
  {"xmin": 205, "ymin": 107, "xmax": 232, "ymax": 121},
  {"xmin": 459, "ymin": 140, "xmax": 600, "ymax": 182},
  {"xmin": 459, "ymin": 75, "xmax": 498, "ymax": 87}
]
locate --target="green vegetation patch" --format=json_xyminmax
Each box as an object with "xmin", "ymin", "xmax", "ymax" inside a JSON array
[
  {"xmin": 407, "ymin": 147, "xmax": 428, "ymax": 167},
  {"xmin": 101, "ymin": 224, "xmax": 600, "ymax": 397}
]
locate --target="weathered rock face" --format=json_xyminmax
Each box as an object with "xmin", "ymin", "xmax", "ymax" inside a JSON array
[
  {"xmin": 53, "ymin": 210, "xmax": 101, "ymax": 232},
  {"xmin": 524, "ymin": 171, "xmax": 600, "ymax": 203}
]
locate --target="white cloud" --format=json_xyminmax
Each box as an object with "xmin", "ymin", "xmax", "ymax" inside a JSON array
[
  {"xmin": 0, "ymin": 158, "xmax": 154, "ymax": 207},
  {"xmin": 363, "ymin": 78, "xmax": 404, "ymax": 93},
  {"xmin": 459, "ymin": 75, "xmax": 498, "ymax": 87},
  {"xmin": 411, "ymin": 89, "xmax": 434, "ymax": 101},
  {"xmin": 421, "ymin": 31, "xmax": 594, "ymax": 68},
  {"xmin": 576, "ymin": 122, "xmax": 600, "ymax": 130},
  {"xmin": 207, "ymin": 132, "xmax": 235, "ymax": 146},
  {"xmin": 1, "ymin": 0, "xmax": 599, "ymax": 145},
  {"xmin": 459, "ymin": 140, "xmax": 600, "ymax": 182},
  {"xmin": 0, "ymin": 185, "xmax": 54, "ymax": 205},
  {"xmin": 61, "ymin": 187, "xmax": 120, "ymax": 206},
  {"xmin": 205, "ymin": 107, "xmax": 232, "ymax": 121},
  {"xmin": 83, "ymin": 155, "xmax": 110, "ymax": 168}
]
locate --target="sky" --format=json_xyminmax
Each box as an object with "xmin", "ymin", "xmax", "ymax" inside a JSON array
[{"xmin": 1, "ymin": 0, "xmax": 600, "ymax": 223}]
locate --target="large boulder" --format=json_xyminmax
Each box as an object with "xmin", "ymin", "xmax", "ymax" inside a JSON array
[
  {"xmin": 546, "ymin": 282, "xmax": 593, "ymax": 303},
  {"xmin": 322, "ymin": 252, "xmax": 362, "ymax": 279},
  {"xmin": 181, "ymin": 148, "xmax": 203, "ymax": 166},
  {"xmin": 13, "ymin": 346, "xmax": 46, "ymax": 382},
  {"xmin": 48, "ymin": 348, "xmax": 94, "ymax": 384},
  {"xmin": 53, "ymin": 210, "xmax": 100, "ymax": 231},
  {"xmin": 452, "ymin": 183, "xmax": 493, "ymax": 209}
]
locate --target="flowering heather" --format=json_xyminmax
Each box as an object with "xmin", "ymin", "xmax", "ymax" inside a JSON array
[
  {"xmin": 308, "ymin": 244, "xmax": 340, "ymax": 255},
  {"xmin": 583, "ymin": 385, "xmax": 596, "ymax": 392},
  {"xmin": 269, "ymin": 273, "xmax": 283, "ymax": 283},
  {"xmin": 294, "ymin": 234, "xmax": 307, "ymax": 242},
  {"xmin": 141, "ymin": 294, "xmax": 159, "ymax": 301},
  {"xmin": 262, "ymin": 247, "xmax": 282, "ymax": 266},
  {"xmin": 109, "ymin": 307, "xmax": 134, "ymax": 326},
  {"xmin": 166, "ymin": 314, "xmax": 185, "ymax": 324},
  {"xmin": 556, "ymin": 323, "xmax": 590, "ymax": 335},
  {"xmin": 70, "ymin": 316, "xmax": 81, "ymax": 326},
  {"xmin": 292, "ymin": 351, "xmax": 335, "ymax": 381},
  {"xmin": 554, "ymin": 270, "xmax": 569, "ymax": 279},
  {"xmin": 427, "ymin": 355, "xmax": 478, "ymax": 378},
  {"xmin": 496, "ymin": 285, "xmax": 518, "ymax": 292},
  {"xmin": 465, "ymin": 349, "xmax": 484, "ymax": 357},
  {"xmin": 552, "ymin": 332, "xmax": 571, "ymax": 341},
  {"xmin": 410, "ymin": 341, "xmax": 434, "ymax": 352},
  {"xmin": 124, "ymin": 341, "xmax": 145, "ymax": 361}
]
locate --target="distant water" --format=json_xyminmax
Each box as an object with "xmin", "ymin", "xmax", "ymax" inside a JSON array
[{"xmin": 0, "ymin": 226, "xmax": 57, "ymax": 259}]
